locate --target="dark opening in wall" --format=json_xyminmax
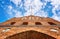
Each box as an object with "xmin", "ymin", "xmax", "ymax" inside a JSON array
[
  {"xmin": 58, "ymin": 27, "xmax": 60, "ymax": 29},
  {"xmin": 10, "ymin": 22, "xmax": 16, "ymax": 25},
  {"xmin": 35, "ymin": 22, "xmax": 42, "ymax": 25},
  {"xmin": 22, "ymin": 22, "xmax": 28, "ymax": 25},
  {"xmin": 48, "ymin": 22, "xmax": 56, "ymax": 25},
  {"xmin": 5, "ymin": 30, "xmax": 56, "ymax": 39}
]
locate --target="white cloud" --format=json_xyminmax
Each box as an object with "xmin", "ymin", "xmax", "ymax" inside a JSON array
[
  {"xmin": 51, "ymin": 0, "xmax": 60, "ymax": 5},
  {"xmin": 35, "ymin": 10, "xmax": 48, "ymax": 17},
  {"xmin": 24, "ymin": 0, "xmax": 48, "ymax": 17},
  {"xmin": 10, "ymin": 0, "xmax": 21, "ymax": 6},
  {"xmin": 14, "ymin": 10, "xmax": 23, "ymax": 17},
  {"xmin": 50, "ymin": 0, "xmax": 60, "ymax": 21},
  {"xmin": 7, "ymin": 0, "xmax": 60, "ymax": 21},
  {"xmin": 44, "ymin": 0, "xmax": 60, "ymax": 21},
  {"xmin": 8, "ymin": 0, "xmax": 48, "ymax": 18},
  {"xmin": 7, "ymin": 10, "xmax": 23, "ymax": 18},
  {"xmin": 7, "ymin": 5, "xmax": 23, "ymax": 18},
  {"xmin": 8, "ymin": 5, "xmax": 13, "ymax": 10},
  {"xmin": 6, "ymin": 5, "xmax": 13, "ymax": 15},
  {"xmin": 51, "ymin": 15, "xmax": 60, "ymax": 21}
]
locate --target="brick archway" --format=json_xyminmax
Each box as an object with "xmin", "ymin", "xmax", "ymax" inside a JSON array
[{"xmin": 5, "ymin": 30, "xmax": 56, "ymax": 39}]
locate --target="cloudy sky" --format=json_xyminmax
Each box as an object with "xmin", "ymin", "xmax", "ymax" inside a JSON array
[{"xmin": 0, "ymin": 0, "xmax": 60, "ymax": 23}]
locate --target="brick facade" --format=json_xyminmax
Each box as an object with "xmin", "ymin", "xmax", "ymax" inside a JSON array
[{"xmin": 0, "ymin": 15, "xmax": 60, "ymax": 39}]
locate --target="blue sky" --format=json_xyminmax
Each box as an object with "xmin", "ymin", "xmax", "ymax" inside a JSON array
[{"xmin": 0, "ymin": 0, "xmax": 60, "ymax": 23}]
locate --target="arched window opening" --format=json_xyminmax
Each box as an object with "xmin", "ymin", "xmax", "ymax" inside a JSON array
[
  {"xmin": 48, "ymin": 22, "xmax": 56, "ymax": 25},
  {"xmin": 10, "ymin": 22, "xmax": 16, "ymax": 25},
  {"xmin": 22, "ymin": 22, "xmax": 28, "ymax": 25},
  {"xmin": 35, "ymin": 22, "xmax": 42, "ymax": 25}
]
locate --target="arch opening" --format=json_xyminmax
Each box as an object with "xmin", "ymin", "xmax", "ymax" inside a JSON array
[
  {"xmin": 35, "ymin": 22, "xmax": 42, "ymax": 25},
  {"xmin": 10, "ymin": 22, "xmax": 16, "ymax": 25},
  {"xmin": 48, "ymin": 22, "xmax": 56, "ymax": 25},
  {"xmin": 22, "ymin": 22, "xmax": 28, "ymax": 25},
  {"xmin": 5, "ymin": 30, "xmax": 56, "ymax": 39}
]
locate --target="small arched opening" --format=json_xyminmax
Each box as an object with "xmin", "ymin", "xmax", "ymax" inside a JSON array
[
  {"xmin": 48, "ymin": 22, "xmax": 56, "ymax": 25},
  {"xmin": 35, "ymin": 22, "xmax": 42, "ymax": 25},
  {"xmin": 10, "ymin": 22, "xmax": 16, "ymax": 25},
  {"xmin": 22, "ymin": 22, "xmax": 28, "ymax": 25}
]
